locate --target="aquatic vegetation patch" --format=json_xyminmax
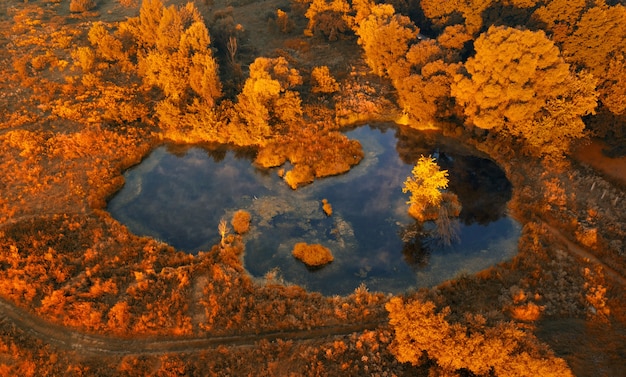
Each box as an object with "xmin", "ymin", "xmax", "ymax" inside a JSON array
[{"xmin": 292, "ymin": 243, "xmax": 334, "ymax": 268}]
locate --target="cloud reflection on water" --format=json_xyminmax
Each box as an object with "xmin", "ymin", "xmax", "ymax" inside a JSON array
[{"xmin": 108, "ymin": 125, "xmax": 520, "ymax": 295}]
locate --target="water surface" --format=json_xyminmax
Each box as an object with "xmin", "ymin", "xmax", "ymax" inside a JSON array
[{"xmin": 108, "ymin": 125, "xmax": 520, "ymax": 295}]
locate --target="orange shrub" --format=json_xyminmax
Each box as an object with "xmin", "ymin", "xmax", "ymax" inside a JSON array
[
  {"xmin": 510, "ymin": 302, "xmax": 543, "ymax": 322},
  {"xmin": 231, "ymin": 210, "xmax": 251, "ymax": 234},
  {"xmin": 292, "ymin": 243, "xmax": 334, "ymax": 267},
  {"xmin": 284, "ymin": 165, "xmax": 314, "ymax": 189},
  {"xmin": 576, "ymin": 227, "xmax": 598, "ymax": 249},
  {"xmin": 311, "ymin": 66, "xmax": 339, "ymax": 93},
  {"xmin": 69, "ymin": 0, "xmax": 95, "ymax": 13},
  {"xmin": 322, "ymin": 199, "xmax": 333, "ymax": 216}
]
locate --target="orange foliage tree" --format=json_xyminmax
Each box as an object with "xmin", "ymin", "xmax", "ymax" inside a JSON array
[
  {"xmin": 352, "ymin": 3, "xmax": 464, "ymax": 126},
  {"xmin": 74, "ymin": 0, "xmax": 224, "ymax": 141},
  {"xmin": 452, "ymin": 26, "xmax": 597, "ymax": 157},
  {"xmin": 88, "ymin": 22, "xmax": 129, "ymax": 64},
  {"xmin": 304, "ymin": 0, "xmax": 353, "ymax": 40},
  {"xmin": 402, "ymin": 155, "xmax": 449, "ymax": 220},
  {"xmin": 402, "ymin": 156, "xmax": 461, "ymax": 243},
  {"xmin": 128, "ymin": 0, "xmax": 222, "ymax": 105},
  {"xmin": 311, "ymin": 66, "xmax": 339, "ymax": 94},
  {"xmin": 355, "ymin": 4, "xmax": 417, "ymax": 78},
  {"xmin": 531, "ymin": 0, "xmax": 588, "ymax": 43},
  {"xmin": 386, "ymin": 297, "xmax": 574, "ymax": 376},
  {"xmin": 65, "ymin": 0, "xmax": 221, "ymax": 129},
  {"xmin": 392, "ymin": 34, "xmax": 463, "ymax": 126},
  {"xmin": 420, "ymin": 0, "xmax": 495, "ymax": 35},
  {"xmin": 232, "ymin": 56, "xmax": 303, "ymax": 146},
  {"xmin": 560, "ymin": 3, "xmax": 626, "ymax": 116}
]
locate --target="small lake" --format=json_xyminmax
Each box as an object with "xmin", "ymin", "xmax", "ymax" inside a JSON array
[{"xmin": 108, "ymin": 125, "xmax": 520, "ymax": 295}]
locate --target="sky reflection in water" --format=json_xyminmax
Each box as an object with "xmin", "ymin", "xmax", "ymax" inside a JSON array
[{"xmin": 108, "ymin": 125, "xmax": 520, "ymax": 295}]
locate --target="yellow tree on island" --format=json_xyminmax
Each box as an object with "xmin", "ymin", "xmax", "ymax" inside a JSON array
[
  {"xmin": 403, "ymin": 155, "xmax": 462, "ymax": 244},
  {"xmin": 402, "ymin": 155, "xmax": 449, "ymax": 221}
]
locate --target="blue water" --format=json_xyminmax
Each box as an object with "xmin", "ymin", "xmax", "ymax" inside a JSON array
[{"xmin": 107, "ymin": 125, "xmax": 520, "ymax": 295}]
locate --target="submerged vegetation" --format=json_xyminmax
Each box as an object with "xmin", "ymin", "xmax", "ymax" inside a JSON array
[{"xmin": 0, "ymin": 0, "xmax": 625, "ymax": 375}]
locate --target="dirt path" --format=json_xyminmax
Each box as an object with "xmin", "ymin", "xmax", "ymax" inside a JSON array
[
  {"xmin": 543, "ymin": 223, "xmax": 626, "ymax": 286},
  {"xmin": 1, "ymin": 221, "xmax": 623, "ymax": 359},
  {"xmin": 0, "ymin": 297, "xmax": 385, "ymax": 356},
  {"xmin": 2, "ymin": 216, "xmax": 623, "ymax": 358}
]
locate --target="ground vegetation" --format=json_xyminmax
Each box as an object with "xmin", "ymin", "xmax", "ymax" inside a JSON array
[{"xmin": 0, "ymin": 0, "xmax": 625, "ymax": 376}]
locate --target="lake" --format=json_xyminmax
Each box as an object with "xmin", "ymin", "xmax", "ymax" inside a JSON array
[{"xmin": 107, "ymin": 124, "xmax": 520, "ymax": 295}]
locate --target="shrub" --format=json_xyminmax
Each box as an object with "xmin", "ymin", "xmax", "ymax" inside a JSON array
[
  {"xmin": 284, "ymin": 165, "xmax": 314, "ymax": 189},
  {"xmin": 321, "ymin": 199, "xmax": 333, "ymax": 216},
  {"xmin": 231, "ymin": 210, "xmax": 251, "ymax": 234},
  {"xmin": 275, "ymin": 9, "xmax": 294, "ymax": 34},
  {"xmin": 70, "ymin": 0, "xmax": 96, "ymax": 13},
  {"xmin": 386, "ymin": 297, "xmax": 574, "ymax": 376},
  {"xmin": 311, "ymin": 66, "xmax": 339, "ymax": 94},
  {"xmin": 292, "ymin": 243, "xmax": 333, "ymax": 267}
]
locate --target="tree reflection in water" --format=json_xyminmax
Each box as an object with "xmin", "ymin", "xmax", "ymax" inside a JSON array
[{"xmin": 399, "ymin": 222, "xmax": 431, "ymax": 270}]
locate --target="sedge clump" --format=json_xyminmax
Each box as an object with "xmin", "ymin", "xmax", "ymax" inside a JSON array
[{"xmin": 292, "ymin": 243, "xmax": 334, "ymax": 268}]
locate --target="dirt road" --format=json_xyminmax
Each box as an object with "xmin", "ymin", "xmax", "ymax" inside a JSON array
[
  {"xmin": 544, "ymin": 223, "xmax": 626, "ymax": 286},
  {"xmin": 0, "ymin": 222, "xmax": 622, "ymax": 358},
  {"xmin": 0, "ymin": 298, "xmax": 385, "ymax": 356}
]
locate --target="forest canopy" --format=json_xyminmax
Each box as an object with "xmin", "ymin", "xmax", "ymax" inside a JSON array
[
  {"xmin": 346, "ymin": 0, "xmax": 625, "ymax": 156},
  {"xmin": 451, "ymin": 26, "xmax": 597, "ymax": 157}
]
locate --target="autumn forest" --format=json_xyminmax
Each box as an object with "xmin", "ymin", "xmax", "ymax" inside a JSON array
[{"xmin": 1, "ymin": 0, "xmax": 625, "ymax": 375}]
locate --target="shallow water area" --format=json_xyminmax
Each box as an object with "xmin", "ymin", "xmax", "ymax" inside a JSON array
[{"xmin": 108, "ymin": 125, "xmax": 521, "ymax": 295}]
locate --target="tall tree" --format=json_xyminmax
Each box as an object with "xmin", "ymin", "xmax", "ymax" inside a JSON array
[
  {"xmin": 601, "ymin": 54, "xmax": 626, "ymax": 116},
  {"xmin": 233, "ymin": 57, "xmax": 303, "ymax": 145},
  {"xmin": 403, "ymin": 155, "xmax": 450, "ymax": 221},
  {"xmin": 88, "ymin": 22, "xmax": 126, "ymax": 62},
  {"xmin": 135, "ymin": 0, "xmax": 164, "ymax": 48},
  {"xmin": 304, "ymin": 0, "xmax": 352, "ymax": 40},
  {"xmin": 420, "ymin": 0, "xmax": 494, "ymax": 35},
  {"xmin": 129, "ymin": 0, "xmax": 221, "ymax": 105},
  {"xmin": 560, "ymin": 4, "xmax": 626, "ymax": 115},
  {"xmin": 386, "ymin": 297, "xmax": 575, "ymax": 376},
  {"xmin": 355, "ymin": 4, "xmax": 417, "ymax": 77},
  {"xmin": 452, "ymin": 26, "xmax": 597, "ymax": 157},
  {"xmin": 392, "ymin": 31, "xmax": 464, "ymax": 126},
  {"xmin": 531, "ymin": 0, "xmax": 588, "ymax": 43}
]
